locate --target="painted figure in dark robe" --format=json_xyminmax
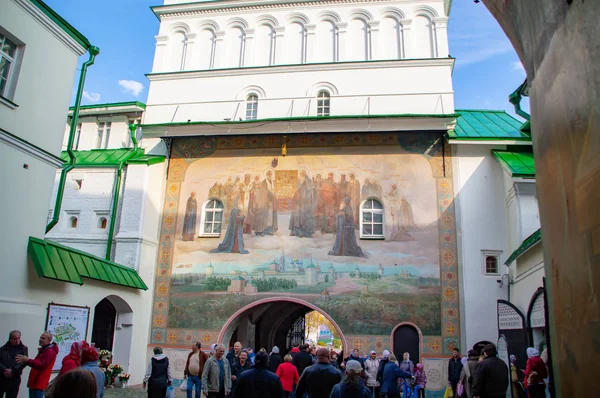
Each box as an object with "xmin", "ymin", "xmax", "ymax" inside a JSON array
[
  {"xmin": 347, "ymin": 173, "xmax": 361, "ymax": 229},
  {"xmin": 182, "ymin": 191, "xmax": 197, "ymax": 241},
  {"xmin": 329, "ymin": 197, "xmax": 366, "ymax": 257},
  {"xmin": 289, "ymin": 170, "xmax": 315, "ymax": 238},
  {"xmin": 211, "ymin": 206, "xmax": 249, "ymax": 254},
  {"xmin": 317, "ymin": 173, "xmax": 338, "ymax": 234},
  {"xmin": 254, "ymin": 170, "xmax": 278, "ymax": 236}
]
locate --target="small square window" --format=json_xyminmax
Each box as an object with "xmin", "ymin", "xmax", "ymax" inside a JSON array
[{"xmin": 482, "ymin": 252, "xmax": 501, "ymax": 275}]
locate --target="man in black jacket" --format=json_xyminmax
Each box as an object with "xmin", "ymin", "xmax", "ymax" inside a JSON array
[
  {"xmin": 233, "ymin": 352, "xmax": 284, "ymax": 398},
  {"xmin": 296, "ymin": 348, "xmax": 342, "ymax": 398},
  {"xmin": 448, "ymin": 347, "xmax": 463, "ymax": 396},
  {"xmin": 292, "ymin": 343, "xmax": 313, "ymax": 377},
  {"xmin": 0, "ymin": 330, "xmax": 28, "ymax": 398},
  {"xmin": 473, "ymin": 344, "xmax": 508, "ymax": 398}
]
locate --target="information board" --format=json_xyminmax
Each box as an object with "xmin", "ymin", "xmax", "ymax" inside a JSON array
[{"xmin": 45, "ymin": 303, "xmax": 90, "ymax": 371}]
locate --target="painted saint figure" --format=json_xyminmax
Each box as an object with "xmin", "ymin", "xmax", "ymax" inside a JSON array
[
  {"xmin": 289, "ymin": 170, "xmax": 315, "ymax": 238},
  {"xmin": 254, "ymin": 170, "xmax": 278, "ymax": 236},
  {"xmin": 211, "ymin": 205, "xmax": 249, "ymax": 254},
  {"xmin": 317, "ymin": 173, "xmax": 338, "ymax": 234},
  {"xmin": 347, "ymin": 173, "xmax": 361, "ymax": 229},
  {"xmin": 328, "ymin": 197, "xmax": 366, "ymax": 257},
  {"xmin": 182, "ymin": 191, "xmax": 197, "ymax": 241}
]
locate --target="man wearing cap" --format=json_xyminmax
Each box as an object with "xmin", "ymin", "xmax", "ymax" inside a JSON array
[
  {"xmin": 364, "ymin": 351, "xmax": 380, "ymax": 396},
  {"xmin": 329, "ymin": 360, "xmax": 371, "ymax": 398},
  {"xmin": 233, "ymin": 351, "xmax": 284, "ymax": 398},
  {"xmin": 296, "ymin": 347, "xmax": 342, "ymax": 398}
]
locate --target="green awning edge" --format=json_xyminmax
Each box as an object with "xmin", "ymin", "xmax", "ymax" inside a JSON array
[
  {"xmin": 27, "ymin": 237, "xmax": 148, "ymax": 290},
  {"xmin": 60, "ymin": 148, "xmax": 165, "ymax": 167},
  {"xmin": 505, "ymin": 229, "xmax": 542, "ymax": 266},
  {"xmin": 492, "ymin": 150, "xmax": 536, "ymax": 178}
]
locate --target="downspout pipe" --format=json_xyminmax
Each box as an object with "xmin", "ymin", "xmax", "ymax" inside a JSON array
[
  {"xmin": 104, "ymin": 124, "xmax": 139, "ymax": 260},
  {"xmin": 46, "ymin": 46, "xmax": 100, "ymax": 233}
]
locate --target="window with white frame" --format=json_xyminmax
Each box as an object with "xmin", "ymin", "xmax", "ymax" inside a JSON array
[
  {"xmin": 200, "ymin": 199, "xmax": 224, "ymax": 236},
  {"xmin": 360, "ymin": 198, "xmax": 384, "ymax": 238},
  {"xmin": 246, "ymin": 95, "xmax": 258, "ymax": 120},
  {"xmin": 74, "ymin": 123, "xmax": 82, "ymax": 150},
  {"xmin": 317, "ymin": 90, "xmax": 330, "ymax": 116},
  {"xmin": 96, "ymin": 121, "xmax": 111, "ymax": 149},
  {"xmin": 483, "ymin": 252, "xmax": 501, "ymax": 275},
  {"xmin": 0, "ymin": 30, "xmax": 22, "ymax": 101}
]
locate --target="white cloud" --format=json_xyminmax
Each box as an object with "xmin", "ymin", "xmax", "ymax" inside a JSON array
[
  {"xmin": 511, "ymin": 61, "xmax": 526, "ymax": 74},
  {"xmin": 82, "ymin": 91, "xmax": 100, "ymax": 103},
  {"xmin": 118, "ymin": 80, "xmax": 144, "ymax": 97}
]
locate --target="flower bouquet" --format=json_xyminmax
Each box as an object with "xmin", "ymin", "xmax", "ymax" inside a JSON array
[
  {"xmin": 119, "ymin": 373, "xmax": 130, "ymax": 388},
  {"xmin": 105, "ymin": 364, "xmax": 124, "ymax": 387}
]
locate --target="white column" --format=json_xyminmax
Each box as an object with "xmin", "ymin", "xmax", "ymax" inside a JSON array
[
  {"xmin": 274, "ymin": 26, "xmax": 286, "ymax": 65},
  {"xmin": 367, "ymin": 20, "xmax": 379, "ymax": 60},
  {"xmin": 305, "ymin": 24, "xmax": 316, "ymax": 63},
  {"xmin": 214, "ymin": 31, "xmax": 226, "ymax": 69},
  {"xmin": 243, "ymin": 28, "xmax": 255, "ymax": 67},
  {"xmin": 399, "ymin": 19, "xmax": 412, "ymax": 59},
  {"xmin": 434, "ymin": 17, "xmax": 449, "ymax": 58},
  {"xmin": 183, "ymin": 33, "xmax": 196, "ymax": 70},
  {"xmin": 335, "ymin": 22, "xmax": 347, "ymax": 61},
  {"xmin": 152, "ymin": 35, "xmax": 169, "ymax": 72}
]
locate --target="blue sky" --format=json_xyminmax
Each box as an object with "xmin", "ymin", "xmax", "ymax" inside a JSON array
[{"xmin": 46, "ymin": 0, "xmax": 528, "ymax": 117}]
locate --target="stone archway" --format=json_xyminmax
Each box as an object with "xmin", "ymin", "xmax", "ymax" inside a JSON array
[
  {"xmin": 91, "ymin": 295, "xmax": 133, "ymax": 370},
  {"xmin": 217, "ymin": 297, "xmax": 348, "ymax": 351},
  {"xmin": 391, "ymin": 322, "xmax": 422, "ymax": 364}
]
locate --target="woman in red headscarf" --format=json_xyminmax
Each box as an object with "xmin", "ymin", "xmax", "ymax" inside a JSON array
[{"xmin": 59, "ymin": 341, "xmax": 89, "ymax": 376}]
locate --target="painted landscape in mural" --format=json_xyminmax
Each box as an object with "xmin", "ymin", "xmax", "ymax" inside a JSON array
[{"xmin": 168, "ymin": 149, "xmax": 442, "ymax": 335}]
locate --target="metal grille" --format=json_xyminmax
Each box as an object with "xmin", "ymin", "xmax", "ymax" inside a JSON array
[{"xmin": 286, "ymin": 315, "xmax": 305, "ymax": 349}]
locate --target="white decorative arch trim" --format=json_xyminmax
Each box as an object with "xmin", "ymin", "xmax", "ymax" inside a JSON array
[
  {"xmin": 236, "ymin": 85, "xmax": 267, "ymax": 100},
  {"xmin": 316, "ymin": 10, "xmax": 341, "ymax": 23},
  {"xmin": 168, "ymin": 21, "xmax": 191, "ymax": 34},
  {"xmin": 412, "ymin": 5, "xmax": 439, "ymax": 18},
  {"xmin": 226, "ymin": 17, "xmax": 249, "ymax": 29},
  {"xmin": 197, "ymin": 19, "xmax": 219, "ymax": 32},
  {"xmin": 349, "ymin": 8, "xmax": 374, "ymax": 22},
  {"xmin": 256, "ymin": 14, "xmax": 280, "ymax": 27},
  {"xmin": 380, "ymin": 7, "xmax": 407, "ymax": 21},
  {"xmin": 306, "ymin": 81, "xmax": 339, "ymax": 97},
  {"xmin": 285, "ymin": 12, "xmax": 309, "ymax": 25}
]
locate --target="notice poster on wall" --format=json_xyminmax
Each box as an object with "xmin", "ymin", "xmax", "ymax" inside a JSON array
[{"xmin": 45, "ymin": 303, "xmax": 90, "ymax": 371}]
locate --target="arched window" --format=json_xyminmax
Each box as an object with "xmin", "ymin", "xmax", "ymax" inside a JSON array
[
  {"xmin": 69, "ymin": 216, "xmax": 78, "ymax": 228},
  {"xmin": 317, "ymin": 91, "xmax": 330, "ymax": 116},
  {"xmin": 485, "ymin": 254, "xmax": 499, "ymax": 275},
  {"xmin": 360, "ymin": 199, "xmax": 384, "ymax": 238},
  {"xmin": 201, "ymin": 199, "xmax": 224, "ymax": 236},
  {"xmin": 99, "ymin": 217, "xmax": 108, "ymax": 229},
  {"xmin": 246, "ymin": 94, "xmax": 258, "ymax": 120}
]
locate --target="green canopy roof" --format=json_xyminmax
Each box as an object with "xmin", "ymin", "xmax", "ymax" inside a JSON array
[
  {"xmin": 505, "ymin": 229, "xmax": 542, "ymax": 266},
  {"xmin": 61, "ymin": 148, "xmax": 165, "ymax": 167},
  {"xmin": 450, "ymin": 110, "xmax": 530, "ymax": 141},
  {"xmin": 492, "ymin": 150, "xmax": 535, "ymax": 178},
  {"xmin": 28, "ymin": 237, "xmax": 148, "ymax": 290}
]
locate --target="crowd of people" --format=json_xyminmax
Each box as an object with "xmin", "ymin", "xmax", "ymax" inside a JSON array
[{"xmin": 0, "ymin": 329, "xmax": 551, "ymax": 398}]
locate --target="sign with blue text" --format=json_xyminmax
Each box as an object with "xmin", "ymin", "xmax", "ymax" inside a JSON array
[{"xmin": 45, "ymin": 303, "xmax": 90, "ymax": 371}]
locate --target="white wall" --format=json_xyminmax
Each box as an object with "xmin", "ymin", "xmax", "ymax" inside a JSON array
[
  {"xmin": 510, "ymin": 245, "xmax": 544, "ymax": 317},
  {"xmin": 151, "ymin": 2, "xmax": 449, "ymax": 73},
  {"xmin": 63, "ymin": 115, "xmax": 135, "ymax": 151},
  {"xmin": 453, "ymin": 144, "xmax": 511, "ymax": 350}
]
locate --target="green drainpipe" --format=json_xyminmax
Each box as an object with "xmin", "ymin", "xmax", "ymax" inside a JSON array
[
  {"xmin": 508, "ymin": 79, "xmax": 531, "ymax": 121},
  {"xmin": 46, "ymin": 46, "xmax": 100, "ymax": 233},
  {"xmin": 104, "ymin": 124, "xmax": 139, "ymax": 260}
]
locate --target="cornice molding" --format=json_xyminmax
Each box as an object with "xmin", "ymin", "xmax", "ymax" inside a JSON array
[
  {"xmin": 147, "ymin": 57, "xmax": 455, "ymax": 81},
  {"xmin": 153, "ymin": 0, "xmax": 435, "ymax": 19},
  {"xmin": 0, "ymin": 128, "xmax": 64, "ymax": 168},
  {"xmin": 12, "ymin": 0, "xmax": 87, "ymax": 56}
]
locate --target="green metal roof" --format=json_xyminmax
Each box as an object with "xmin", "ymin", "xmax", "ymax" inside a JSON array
[
  {"xmin": 492, "ymin": 150, "xmax": 535, "ymax": 178},
  {"xmin": 450, "ymin": 110, "xmax": 531, "ymax": 141},
  {"xmin": 28, "ymin": 237, "xmax": 148, "ymax": 290},
  {"xmin": 61, "ymin": 148, "xmax": 165, "ymax": 167},
  {"xmin": 505, "ymin": 229, "xmax": 542, "ymax": 266},
  {"xmin": 30, "ymin": 0, "xmax": 91, "ymax": 50},
  {"xmin": 71, "ymin": 101, "xmax": 146, "ymax": 111}
]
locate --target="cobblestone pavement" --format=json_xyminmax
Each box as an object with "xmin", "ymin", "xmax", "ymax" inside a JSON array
[{"xmin": 103, "ymin": 384, "xmax": 187, "ymax": 397}]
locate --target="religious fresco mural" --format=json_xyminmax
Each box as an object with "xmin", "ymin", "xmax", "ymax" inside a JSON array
[{"xmin": 152, "ymin": 133, "xmax": 460, "ymax": 355}]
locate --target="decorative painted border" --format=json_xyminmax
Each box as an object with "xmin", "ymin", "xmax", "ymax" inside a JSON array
[{"xmin": 150, "ymin": 132, "xmax": 459, "ymax": 356}]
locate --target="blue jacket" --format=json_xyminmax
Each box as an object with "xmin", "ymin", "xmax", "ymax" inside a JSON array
[
  {"xmin": 380, "ymin": 362, "xmax": 412, "ymax": 394},
  {"xmin": 329, "ymin": 378, "xmax": 371, "ymax": 398},
  {"xmin": 233, "ymin": 368, "xmax": 284, "ymax": 398},
  {"xmin": 81, "ymin": 361, "xmax": 105, "ymax": 398}
]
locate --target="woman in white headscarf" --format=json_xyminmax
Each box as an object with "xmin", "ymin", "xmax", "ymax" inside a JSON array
[
  {"xmin": 524, "ymin": 347, "xmax": 548, "ymax": 398},
  {"xmin": 268, "ymin": 346, "xmax": 283, "ymax": 373}
]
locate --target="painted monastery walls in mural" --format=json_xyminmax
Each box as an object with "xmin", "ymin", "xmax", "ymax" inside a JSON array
[{"xmin": 152, "ymin": 133, "xmax": 460, "ymax": 356}]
